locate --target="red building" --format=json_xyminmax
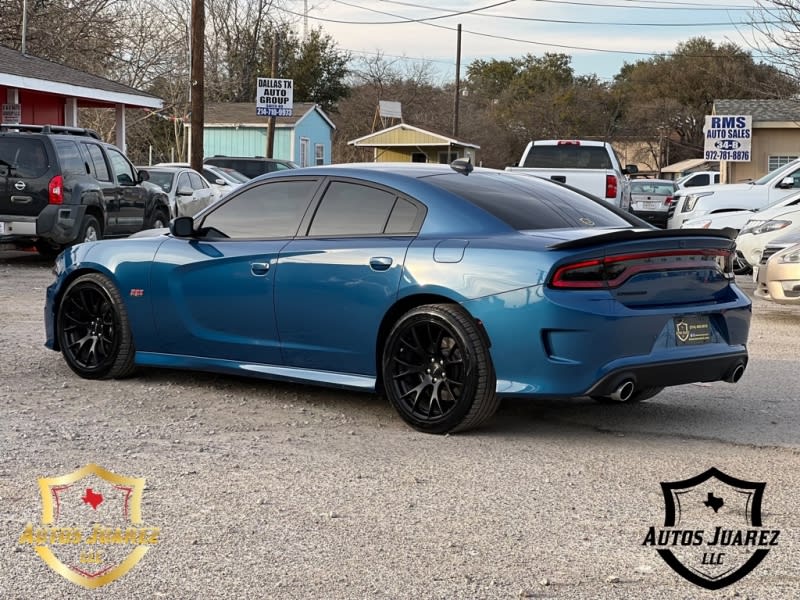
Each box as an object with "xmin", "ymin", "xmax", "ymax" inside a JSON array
[{"xmin": 0, "ymin": 44, "xmax": 162, "ymax": 153}]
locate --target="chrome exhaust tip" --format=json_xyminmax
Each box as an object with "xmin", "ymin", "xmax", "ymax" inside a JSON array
[{"xmin": 609, "ymin": 379, "xmax": 636, "ymax": 402}]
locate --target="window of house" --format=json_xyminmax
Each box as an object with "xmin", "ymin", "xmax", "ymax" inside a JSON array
[
  {"xmin": 438, "ymin": 151, "xmax": 458, "ymax": 164},
  {"xmin": 315, "ymin": 144, "xmax": 325, "ymax": 166},
  {"xmin": 768, "ymin": 155, "xmax": 799, "ymax": 171}
]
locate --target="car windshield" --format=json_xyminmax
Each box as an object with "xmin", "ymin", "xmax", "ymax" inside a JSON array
[
  {"xmin": 215, "ymin": 167, "xmax": 249, "ymax": 183},
  {"xmin": 753, "ymin": 162, "xmax": 798, "ymax": 186},
  {"xmin": 630, "ymin": 181, "xmax": 675, "ymax": 195},
  {"xmin": 147, "ymin": 170, "xmax": 175, "ymax": 192},
  {"xmin": 423, "ymin": 171, "xmax": 635, "ymax": 230}
]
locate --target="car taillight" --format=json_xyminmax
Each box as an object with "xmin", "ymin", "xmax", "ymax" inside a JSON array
[
  {"xmin": 664, "ymin": 196, "xmax": 673, "ymax": 206},
  {"xmin": 605, "ymin": 174, "xmax": 617, "ymax": 199},
  {"xmin": 48, "ymin": 174, "xmax": 63, "ymax": 205},
  {"xmin": 551, "ymin": 249, "xmax": 732, "ymax": 289}
]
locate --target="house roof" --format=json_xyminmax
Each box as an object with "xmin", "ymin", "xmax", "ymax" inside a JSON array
[
  {"xmin": 714, "ymin": 98, "xmax": 800, "ymax": 122},
  {"xmin": 661, "ymin": 158, "xmax": 718, "ymax": 173},
  {"xmin": 0, "ymin": 44, "xmax": 162, "ymax": 108},
  {"xmin": 203, "ymin": 102, "xmax": 336, "ymax": 129},
  {"xmin": 348, "ymin": 123, "xmax": 480, "ymax": 149}
]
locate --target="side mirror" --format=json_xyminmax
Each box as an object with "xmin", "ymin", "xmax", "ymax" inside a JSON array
[
  {"xmin": 137, "ymin": 169, "xmax": 149, "ymax": 183},
  {"xmin": 215, "ymin": 178, "xmax": 227, "ymax": 185},
  {"xmin": 177, "ymin": 186, "xmax": 194, "ymax": 196},
  {"xmin": 779, "ymin": 176, "xmax": 795, "ymax": 189},
  {"xmin": 170, "ymin": 216, "xmax": 194, "ymax": 237},
  {"xmin": 623, "ymin": 164, "xmax": 638, "ymax": 175}
]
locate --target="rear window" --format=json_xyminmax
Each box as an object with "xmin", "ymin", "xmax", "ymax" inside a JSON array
[
  {"xmin": 630, "ymin": 181, "xmax": 676, "ymax": 195},
  {"xmin": 522, "ymin": 144, "xmax": 612, "ymax": 169},
  {"xmin": 147, "ymin": 170, "xmax": 175, "ymax": 192},
  {"xmin": 423, "ymin": 172, "xmax": 634, "ymax": 230},
  {"xmin": 0, "ymin": 137, "xmax": 49, "ymax": 178}
]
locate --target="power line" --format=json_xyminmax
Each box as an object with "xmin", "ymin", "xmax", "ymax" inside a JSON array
[{"xmin": 384, "ymin": 0, "xmax": 758, "ymax": 13}]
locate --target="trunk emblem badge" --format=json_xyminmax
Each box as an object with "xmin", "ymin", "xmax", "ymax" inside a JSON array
[{"xmin": 14, "ymin": 181, "xmax": 25, "ymax": 191}]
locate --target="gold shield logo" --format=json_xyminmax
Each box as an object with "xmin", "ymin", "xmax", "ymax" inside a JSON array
[{"xmin": 19, "ymin": 464, "xmax": 159, "ymax": 589}]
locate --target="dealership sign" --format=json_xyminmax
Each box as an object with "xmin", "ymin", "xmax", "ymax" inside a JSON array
[
  {"xmin": 703, "ymin": 115, "xmax": 751, "ymax": 162},
  {"xmin": 256, "ymin": 78, "xmax": 293, "ymax": 117}
]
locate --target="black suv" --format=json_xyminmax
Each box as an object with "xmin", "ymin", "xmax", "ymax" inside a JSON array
[
  {"xmin": 0, "ymin": 124, "xmax": 171, "ymax": 257},
  {"xmin": 203, "ymin": 156, "xmax": 298, "ymax": 179}
]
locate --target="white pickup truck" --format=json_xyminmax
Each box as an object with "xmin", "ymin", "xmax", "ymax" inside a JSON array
[
  {"xmin": 667, "ymin": 158, "xmax": 800, "ymax": 229},
  {"xmin": 505, "ymin": 139, "xmax": 638, "ymax": 209}
]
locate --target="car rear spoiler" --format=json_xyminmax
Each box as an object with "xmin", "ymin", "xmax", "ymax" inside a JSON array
[{"xmin": 548, "ymin": 227, "xmax": 737, "ymax": 250}]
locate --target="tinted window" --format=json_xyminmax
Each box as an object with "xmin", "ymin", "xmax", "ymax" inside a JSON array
[
  {"xmin": 201, "ymin": 180, "xmax": 317, "ymax": 238},
  {"xmin": 522, "ymin": 144, "xmax": 612, "ymax": 169},
  {"xmin": 309, "ymin": 182, "xmax": 396, "ymax": 236},
  {"xmin": 425, "ymin": 172, "xmax": 634, "ymax": 230},
  {"xmin": 685, "ymin": 174, "xmax": 708, "ymax": 187},
  {"xmin": 385, "ymin": 197, "xmax": 421, "ymax": 234},
  {"xmin": 630, "ymin": 181, "xmax": 676, "ymax": 195},
  {"xmin": 84, "ymin": 144, "xmax": 110, "ymax": 181},
  {"xmin": 54, "ymin": 140, "xmax": 86, "ymax": 176},
  {"xmin": 0, "ymin": 138, "xmax": 49, "ymax": 177}
]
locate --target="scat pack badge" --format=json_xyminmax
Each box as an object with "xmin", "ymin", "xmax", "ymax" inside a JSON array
[
  {"xmin": 643, "ymin": 468, "xmax": 779, "ymax": 590},
  {"xmin": 18, "ymin": 464, "xmax": 159, "ymax": 589}
]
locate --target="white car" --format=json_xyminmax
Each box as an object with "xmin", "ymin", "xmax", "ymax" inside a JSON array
[
  {"xmin": 681, "ymin": 190, "xmax": 800, "ymax": 231},
  {"xmin": 155, "ymin": 162, "xmax": 246, "ymax": 198},
  {"xmin": 139, "ymin": 166, "xmax": 220, "ymax": 219},
  {"xmin": 675, "ymin": 170, "xmax": 719, "ymax": 189},
  {"xmin": 667, "ymin": 158, "xmax": 800, "ymax": 229},
  {"xmin": 736, "ymin": 205, "xmax": 800, "ymax": 275}
]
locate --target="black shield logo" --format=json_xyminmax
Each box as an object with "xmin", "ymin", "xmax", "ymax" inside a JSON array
[{"xmin": 656, "ymin": 467, "xmax": 773, "ymax": 590}]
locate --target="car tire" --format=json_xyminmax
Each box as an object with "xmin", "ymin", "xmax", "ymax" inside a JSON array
[
  {"xmin": 382, "ymin": 304, "xmax": 499, "ymax": 434},
  {"xmin": 150, "ymin": 208, "xmax": 169, "ymax": 229},
  {"xmin": 591, "ymin": 386, "xmax": 663, "ymax": 404},
  {"xmin": 77, "ymin": 215, "xmax": 102, "ymax": 244},
  {"xmin": 57, "ymin": 272, "xmax": 136, "ymax": 380}
]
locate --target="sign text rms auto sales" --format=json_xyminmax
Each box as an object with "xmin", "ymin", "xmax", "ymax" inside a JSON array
[
  {"xmin": 703, "ymin": 115, "xmax": 751, "ymax": 162},
  {"xmin": 256, "ymin": 78, "xmax": 294, "ymax": 117}
]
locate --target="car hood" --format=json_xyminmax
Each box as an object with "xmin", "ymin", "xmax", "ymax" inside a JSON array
[{"xmin": 676, "ymin": 182, "xmax": 755, "ymax": 196}]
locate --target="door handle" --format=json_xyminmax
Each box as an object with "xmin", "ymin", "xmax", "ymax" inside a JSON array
[
  {"xmin": 251, "ymin": 262, "xmax": 270, "ymax": 275},
  {"xmin": 369, "ymin": 256, "xmax": 393, "ymax": 271}
]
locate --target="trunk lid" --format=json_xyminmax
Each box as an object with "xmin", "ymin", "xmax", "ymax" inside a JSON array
[{"xmin": 547, "ymin": 228, "xmax": 737, "ymax": 308}]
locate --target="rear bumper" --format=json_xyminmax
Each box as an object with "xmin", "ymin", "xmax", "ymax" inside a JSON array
[
  {"xmin": 584, "ymin": 351, "xmax": 748, "ymax": 396},
  {"xmin": 0, "ymin": 204, "xmax": 86, "ymax": 246}
]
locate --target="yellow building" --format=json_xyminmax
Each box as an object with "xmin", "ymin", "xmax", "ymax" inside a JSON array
[{"xmin": 348, "ymin": 123, "xmax": 479, "ymax": 164}]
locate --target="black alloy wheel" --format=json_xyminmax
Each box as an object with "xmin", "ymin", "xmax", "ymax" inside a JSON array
[
  {"xmin": 57, "ymin": 273, "xmax": 136, "ymax": 379},
  {"xmin": 383, "ymin": 304, "xmax": 498, "ymax": 434}
]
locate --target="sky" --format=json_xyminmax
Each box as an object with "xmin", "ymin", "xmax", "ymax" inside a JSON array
[{"xmin": 285, "ymin": 0, "xmax": 773, "ymax": 83}]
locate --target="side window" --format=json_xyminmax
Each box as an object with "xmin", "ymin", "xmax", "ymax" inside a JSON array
[
  {"xmin": 54, "ymin": 140, "xmax": 86, "ymax": 176},
  {"xmin": 106, "ymin": 147, "xmax": 136, "ymax": 185},
  {"xmin": 188, "ymin": 172, "xmax": 207, "ymax": 190},
  {"xmin": 84, "ymin": 144, "xmax": 111, "ymax": 181},
  {"xmin": 385, "ymin": 197, "xmax": 422, "ymax": 234},
  {"xmin": 713, "ymin": 174, "xmax": 720, "ymax": 184},
  {"xmin": 274, "ymin": 162, "xmax": 292, "ymax": 171},
  {"xmin": 177, "ymin": 173, "xmax": 191, "ymax": 191},
  {"xmin": 200, "ymin": 180, "xmax": 318, "ymax": 239},
  {"xmin": 687, "ymin": 174, "xmax": 708, "ymax": 187},
  {"xmin": 308, "ymin": 182, "xmax": 397, "ymax": 236}
]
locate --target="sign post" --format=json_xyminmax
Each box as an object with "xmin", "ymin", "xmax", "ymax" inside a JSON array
[
  {"xmin": 256, "ymin": 78, "xmax": 294, "ymax": 118},
  {"xmin": 703, "ymin": 115, "xmax": 752, "ymax": 162}
]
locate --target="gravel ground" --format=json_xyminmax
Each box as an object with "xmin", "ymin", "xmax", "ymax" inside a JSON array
[{"xmin": 1, "ymin": 251, "xmax": 799, "ymax": 599}]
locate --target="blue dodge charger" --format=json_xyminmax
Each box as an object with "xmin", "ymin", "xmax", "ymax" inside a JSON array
[{"xmin": 45, "ymin": 162, "xmax": 751, "ymax": 433}]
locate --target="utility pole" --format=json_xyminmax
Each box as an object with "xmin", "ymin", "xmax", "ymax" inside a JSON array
[
  {"xmin": 267, "ymin": 38, "xmax": 278, "ymax": 158},
  {"xmin": 21, "ymin": 0, "xmax": 28, "ymax": 54},
  {"xmin": 452, "ymin": 24, "xmax": 461, "ymax": 138},
  {"xmin": 190, "ymin": 0, "xmax": 204, "ymax": 171}
]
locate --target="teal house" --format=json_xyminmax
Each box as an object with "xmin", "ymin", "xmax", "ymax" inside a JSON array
[{"xmin": 193, "ymin": 102, "xmax": 336, "ymax": 166}]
